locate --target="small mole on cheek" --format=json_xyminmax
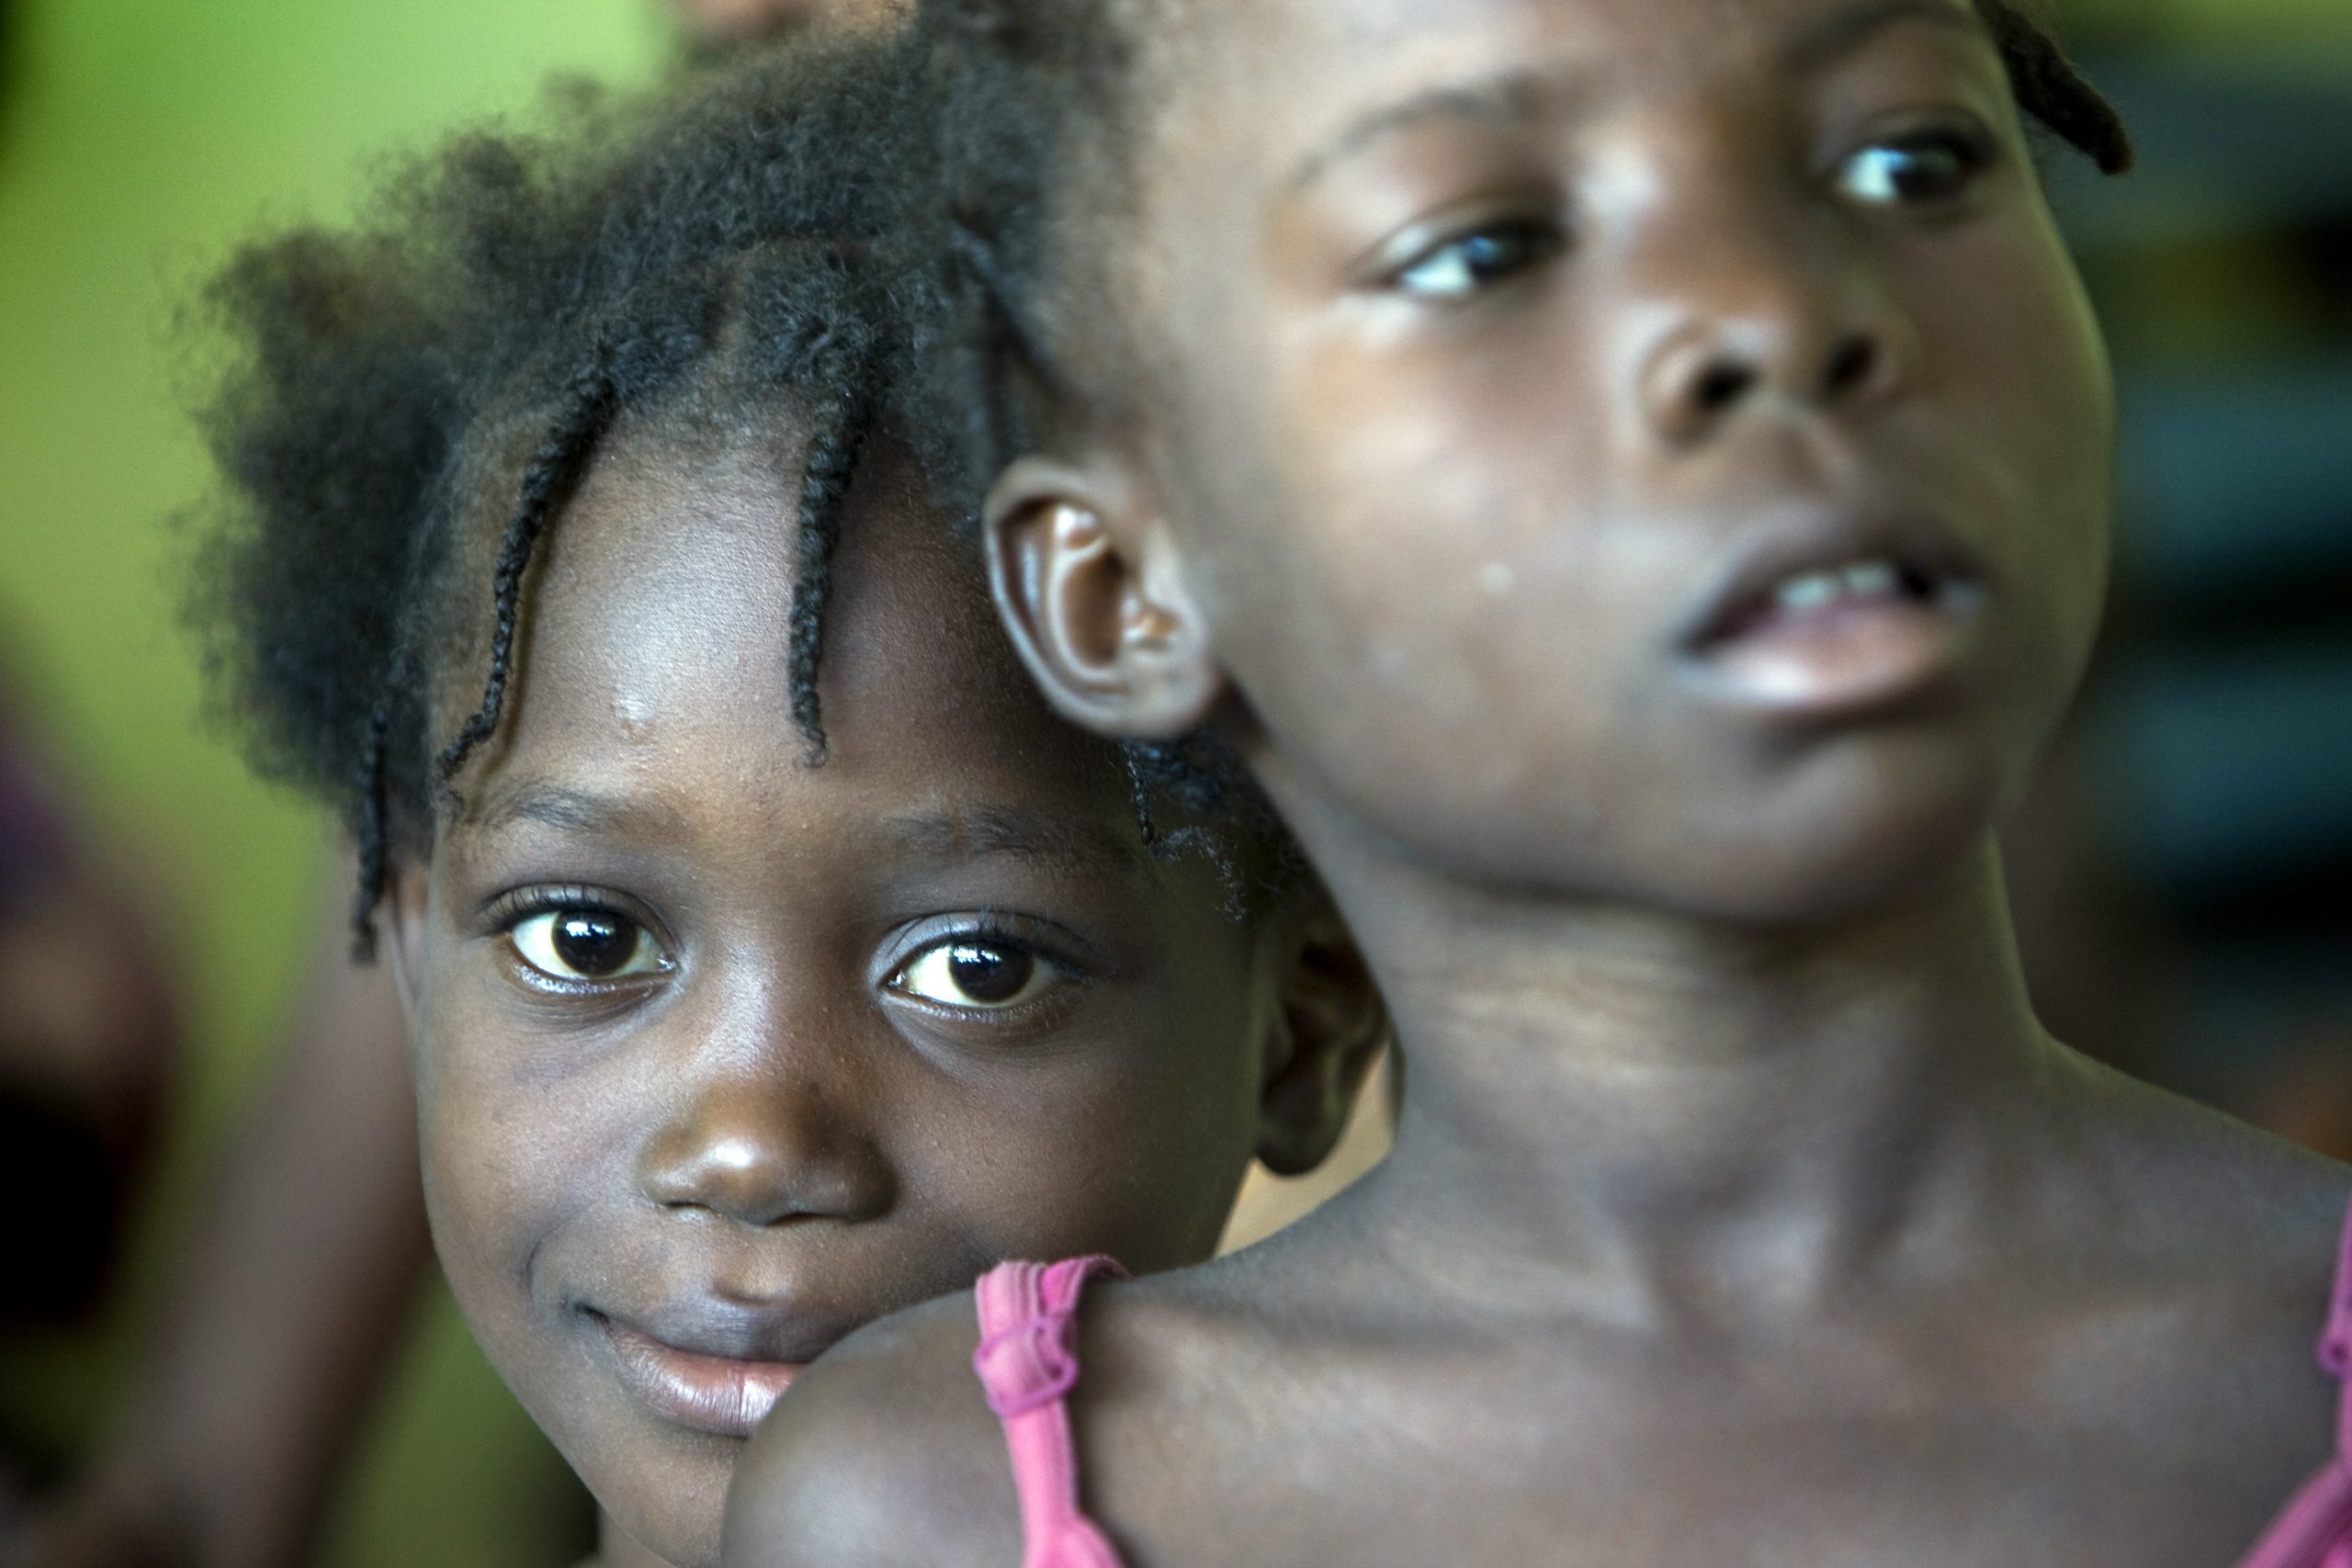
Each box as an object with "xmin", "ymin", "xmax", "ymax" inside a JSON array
[{"xmin": 1480, "ymin": 562, "xmax": 1517, "ymax": 598}]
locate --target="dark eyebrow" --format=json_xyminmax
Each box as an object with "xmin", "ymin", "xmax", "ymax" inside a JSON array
[
  {"xmin": 1286, "ymin": 66, "xmax": 1574, "ymax": 193},
  {"xmin": 883, "ymin": 807, "xmax": 1142, "ymax": 877},
  {"xmin": 1781, "ymin": 0, "xmax": 1988, "ymax": 73},
  {"xmin": 459, "ymin": 782, "xmax": 691, "ymax": 841},
  {"xmin": 1285, "ymin": 0, "xmax": 1987, "ymax": 194}
]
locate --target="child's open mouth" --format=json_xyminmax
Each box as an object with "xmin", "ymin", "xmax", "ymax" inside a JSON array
[
  {"xmin": 1679, "ymin": 513, "xmax": 1987, "ymax": 716},
  {"xmin": 588, "ymin": 1309, "xmax": 822, "ymax": 1438}
]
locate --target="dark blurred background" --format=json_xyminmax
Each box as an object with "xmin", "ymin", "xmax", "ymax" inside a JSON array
[
  {"xmin": 2009, "ymin": 3, "xmax": 2352, "ymax": 1162},
  {"xmin": 0, "ymin": 1, "xmax": 2345, "ymax": 1563}
]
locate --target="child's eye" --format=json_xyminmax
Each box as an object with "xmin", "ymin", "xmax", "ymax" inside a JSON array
[
  {"xmin": 1391, "ymin": 217, "xmax": 1566, "ymax": 300},
  {"xmin": 1834, "ymin": 131, "xmax": 1991, "ymax": 208},
  {"xmin": 891, "ymin": 939, "xmax": 1061, "ymax": 1011},
  {"xmin": 509, "ymin": 908, "xmax": 671, "ymax": 984}
]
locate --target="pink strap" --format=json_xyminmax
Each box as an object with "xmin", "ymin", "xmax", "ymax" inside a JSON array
[
  {"xmin": 973, "ymin": 1257, "xmax": 1130, "ymax": 1568},
  {"xmin": 2238, "ymin": 1200, "xmax": 2352, "ymax": 1568},
  {"xmin": 2321, "ymin": 1200, "xmax": 2352, "ymax": 1456}
]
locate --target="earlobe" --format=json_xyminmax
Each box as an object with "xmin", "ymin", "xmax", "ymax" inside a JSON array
[
  {"xmin": 1254, "ymin": 892, "xmax": 1391, "ymax": 1178},
  {"xmin": 983, "ymin": 455, "xmax": 1226, "ymax": 740}
]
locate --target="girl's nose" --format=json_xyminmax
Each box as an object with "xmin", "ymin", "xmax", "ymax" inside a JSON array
[
  {"xmin": 635, "ymin": 1064, "xmax": 896, "ymax": 1229},
  {"xmin": 1631, "ymin": 216, "xmax": 1915, "ymax": 447}
]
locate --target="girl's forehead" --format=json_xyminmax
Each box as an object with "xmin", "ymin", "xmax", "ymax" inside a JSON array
[
  {"xmin": 1154, "ymin": 0, "xmax": 1992, "ymax": 147},
  {"xmin": 446, "ymin": 430, "xmax": 1119, "ymax": 847},
  {"xmin": 1180, "ymin": 0, "xmax": 1983, "ymax": 60}
]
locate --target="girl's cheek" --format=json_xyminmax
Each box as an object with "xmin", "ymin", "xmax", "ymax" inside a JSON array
[
  {"xmin": 413, "ymin": 990, "xmax": 579, "ymax": 1261},
  {"xmin": 922, "ymin": 1003, "xmax": 1253, "ymax": 1260},
  {"xmin": 1928, "ymin": 231, "xmax": 2110, "ymax": 573}
]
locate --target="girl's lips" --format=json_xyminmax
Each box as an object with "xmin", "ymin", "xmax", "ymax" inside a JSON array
[
  {"xmin": 592, "ymin": 1314, "xmax": 806, "ymax": 1438},
  {"xmin": 1691, "ymin": 582, "xmax": 1977, "ymax": 716},
  {"xmin": 1676, "ymin": 510, "xmax": 1988, "ymax": 718}
]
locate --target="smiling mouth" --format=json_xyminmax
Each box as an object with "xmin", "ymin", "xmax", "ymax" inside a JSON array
[
  {"xmin": 588, "ymin": 1312, "xmax": 813, "ymax": 1438},
  {"xmin": 1682, "ymin": 526, "xmax": 1986, "ymax": 716}
]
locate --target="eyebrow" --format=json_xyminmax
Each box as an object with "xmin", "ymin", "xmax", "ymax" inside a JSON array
[
  {"xmin": 882, "ymin": 807, "xmax": 1142, "ymax": 877},
  {"xmin": 1286, "ymin": 67, "xmax": 1575, "ymax": 193},
  {"xmin": 460, "ymin": 782, "xmax": 692, "ymax": 841},
  {"xmin": 1284, "ymin": 0, "xmax": 1986, "ymax": 194},
  {"xmin": 1779, "ymin": 0, "xmax": 1988, "ymax": 73}
]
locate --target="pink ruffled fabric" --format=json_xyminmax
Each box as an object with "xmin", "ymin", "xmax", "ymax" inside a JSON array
[
  {"xmin": 2240, "ymin": 1200, "xmax": 2352, "ymax": 1568},
  {"xmin": 974, "ymin": 1257, "xmax": 1130, "ymax": 1568}
]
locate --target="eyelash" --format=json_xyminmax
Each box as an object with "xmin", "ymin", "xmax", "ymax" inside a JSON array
[
  {"xmin": 884, "ymin": 919, "xmax": 1088, "ymax": 1018},
  {"xmin": 478, "ymin": 890, "xmax": 1096, "ymax": 1023},
  {"xmin": 485, "ymin": 886, "xmax": 673, "ymax": 993},
  {"xmin": 1387, "ymin": 212, "xmax": 1569, "ymax": 300},
  {"xmin": 1377, "ymin": 117, "xmax": 2000, "ymax": 305},
  {"xmin": 1832, "ymin": 125, "xmax": 1999, "ymax": 208}
]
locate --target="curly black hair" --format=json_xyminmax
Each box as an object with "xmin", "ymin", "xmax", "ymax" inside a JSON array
[
  {"xmin": 188, "ymin": 31, "xmax": 1298, "ymax": 957},
  {"xmin": 187, "ymin": 37, "xmax": 941, "ymax": 955},
  {"xmin": 909, "ymin": 0, "xmax": 2136, "ymax": 505}
]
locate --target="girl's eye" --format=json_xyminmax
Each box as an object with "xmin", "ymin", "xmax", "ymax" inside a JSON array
[
  {"xmin": 891, "ymin": 940, "xmax": 1059, "ymax": 1011},
  {"xmin": 1392, "ymin": 217, "xmax": 1566, "ymax": 299},
  {"xmin": 1835, "ymin": 134, "xmax": 1988, "ymax": 208},
  {"xmin": 509, "ymin": 908, "xmax": 670, "ymax": 984}
]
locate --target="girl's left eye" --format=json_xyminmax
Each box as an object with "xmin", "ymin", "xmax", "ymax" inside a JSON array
[
  {"xmin": 509, "ymin": 909, "xmax": 671, "ymax": 985},
  {"xmin": 1834, "ymin": 133, "xmax": 1990, "ymax": 207},
  {"xmin": 891, "ymin": 940, "xmax": 1061, "ymax": 1011}
]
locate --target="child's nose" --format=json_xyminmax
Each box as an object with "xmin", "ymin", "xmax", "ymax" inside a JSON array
[
  {"xmin": 1630, "ymin": 213, "xmax": 1916, "ymax": 447},
  {"xmin": 635, "ymin": 1066, "xmax": 896, "ymax": 1229}
]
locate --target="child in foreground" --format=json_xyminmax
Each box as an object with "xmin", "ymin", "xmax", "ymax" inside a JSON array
[
  {"xmin": 729, "ymin": 2, "xmax": 2352, "ymax": 1564},
  {"xmin": 184, "ymin": 40, "xmax": 1383, "ymax": 1568}
]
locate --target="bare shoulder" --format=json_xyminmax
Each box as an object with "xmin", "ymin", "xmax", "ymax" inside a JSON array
[
  {"xmin": 721, "ymin": 1293, "xmax": 1020, "ymax": 1568},
  {"xmin": 2077, "ymin": 1055, "xmax": 2352, "ymax": 1411},
  {"xmin": 2089, "ymin": 1054, "xmax": 2352, "ymax": 1269},
  {"xmin": 719, "ymin": 1255, "xmax": 1299, "ymax": 1568}
]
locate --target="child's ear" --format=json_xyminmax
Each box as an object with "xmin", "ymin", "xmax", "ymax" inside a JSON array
[
  {"xmin": 380, "ymin": 861, "xmax": 430, "ymax": 1029},
  {"xmin": 1254, "ymin": 888, "xmax": 1390, "ymax": 1178},
  {"xmin": 983, "ymin": 455, "xmax": 1225, "ymax": 739}
]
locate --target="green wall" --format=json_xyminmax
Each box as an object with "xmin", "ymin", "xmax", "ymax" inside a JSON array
[
  {"xmin": 2070, "ymin": 0, "xmax": 2352, "ymax": 48},
  {"xmin": 0, "ymin": 3, "xmax": 664, "ymax": 1562}
]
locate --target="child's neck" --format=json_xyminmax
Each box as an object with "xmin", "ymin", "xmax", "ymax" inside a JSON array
[
  {"xmin": 594, "ymin": 1510, "xmax": 686, "ymax": 1568},
  {"xmin": 1297, "ymin": 818, "xmax": 2082, "ymax": 1335}
]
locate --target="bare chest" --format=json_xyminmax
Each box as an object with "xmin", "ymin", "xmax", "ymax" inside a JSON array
[{"xmin": 1077, "ymin": 1325, "xmax": 2336, "ymax": 1568}]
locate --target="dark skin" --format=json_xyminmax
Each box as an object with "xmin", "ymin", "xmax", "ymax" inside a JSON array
[
  {"xmin": 384, "ymin": 413, "xmax": 1382, "ymax": 1568},
  {"xmin": 727, "ymin": 1, "xmax": 2351, "ymax": 1563}
]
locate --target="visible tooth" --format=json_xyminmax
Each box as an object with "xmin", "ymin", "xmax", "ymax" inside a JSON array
[
  {"xmin": 1774, "ymin": 571, "xmax": 1844, "ymax": 613},
  {"xmin": 1843, "ymin": 560, "xmax": 1901, "ymax": 598}
]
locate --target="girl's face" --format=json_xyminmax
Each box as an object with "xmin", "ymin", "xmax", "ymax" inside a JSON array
[
  {"xmin": 1006, "ymin": 0, "xmax": 2113, "ymax": 923},
  {"xmin": 390, "ymin": 427, "xmax": 1373, "ymax": 1568}
]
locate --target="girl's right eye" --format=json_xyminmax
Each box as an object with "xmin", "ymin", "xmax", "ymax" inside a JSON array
[
  {"xmin": 890, "ymin": 938, "xmax": 1061, "ymax": 1012},
  {"xmin": 1390, "ymin": 216, "xmax": 1566, "ymax": 300},
  {"xmin": 508, "ymin": 908, "xmax": 671, "ymax": 985}
]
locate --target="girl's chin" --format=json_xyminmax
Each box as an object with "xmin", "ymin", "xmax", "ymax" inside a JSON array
[
  {"xmin": 1378, "ymin": 808, "xmax": 1999, "ymax": 928},
  {"xmin": 1649, "ymin": 819, "xmax": 2003, "ymax": 930}
]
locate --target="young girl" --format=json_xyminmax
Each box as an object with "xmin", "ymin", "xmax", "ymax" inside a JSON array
[
  {"xmin": 182, "ymin": 39, "xmax": 1384, "ymax": 1568},
  {"xmin": 729, "ymin": 3, "xmax": 2352, "ymax": 1564}
]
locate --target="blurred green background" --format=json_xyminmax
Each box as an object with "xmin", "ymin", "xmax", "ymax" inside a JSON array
[
  {"xmin": 0, "ymin": 0, "xmax": 2347, "ymax": 1564},
  {"xmin": 0, "ymin": 4, "xmax": 669, "ymax": 1562}
]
